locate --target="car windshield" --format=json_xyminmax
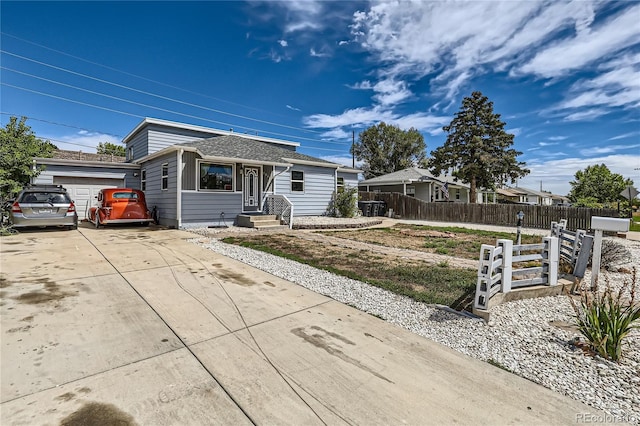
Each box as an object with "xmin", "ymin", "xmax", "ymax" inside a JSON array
[
  {"xmin": 20, "ymin": 192, "xmax": 69, "ymax": 204},
  {"xmin": 112, "ymin": 192, "xmax": 139, "ymax": 199}
]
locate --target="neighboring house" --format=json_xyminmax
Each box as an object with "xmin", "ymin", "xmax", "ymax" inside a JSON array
[
  {"xmin": 551, "ymin": 194, "xmax": 571, "ymax": 206},
  {"xmin": 358, "ymin": 167, "xmax": 475, "ymax": 203},
  {"xmin": 496, "ymin": 186, "xmax": 554, "ymax": 205},
  {"xmin": 34, "ymin": 118, "xmax": 360, "ymax": 228}
]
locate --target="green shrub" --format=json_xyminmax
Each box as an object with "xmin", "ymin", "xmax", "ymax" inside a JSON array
[
  {"xmin": 569, "ymin": 268, "xmax": 639, "ymax": 361},
  {"xmin": 326, "ymin": 185, "xmax": 358, "ymax": 218}
]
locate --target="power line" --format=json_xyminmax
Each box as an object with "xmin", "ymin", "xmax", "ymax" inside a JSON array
[
  {"xmin": 0, "ymin": 92, "xmax": 346, "ymax": 155},
  {"xmin": 1, "ymin": 31, "xmax": 290, "ymax": 119},
  {"xmin": 0, "ymin": 59, "xmax": 350, "ymax": 146},
  {"xmin": 1, "ymin": 49, "xmax": 331, "ymax": 138},
  {"xmin": 1, "ymin": 82, "xmax": 349, "ymax": 152},
  {"xmin": 0, "ymin": 111, "xmax": 123, "ymax": 139}
]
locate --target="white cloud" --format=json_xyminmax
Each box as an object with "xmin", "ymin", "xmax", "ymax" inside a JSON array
[
  {"xmin": 517, "ymin": 4, "xmax": 640, "ymax": 78},
  {"xmin": 608, "ymin": 131, "xmax": 640, "ymax": 141},
  {"xmin": 518, "ymin": 154, "xmax": 640, "ymax": 195},
  {"xmin": 320, "ymin": 155, "xmax": 363, "ymax": 169},
  {"xmin": 563, "ymin": 108, "xmax": 609, "ymax": 122},
  {"xmin": 310, "ymin": 47, "xmax": 330, "ymax": 58},
  {"xmin": 319, "ymin": 128, "xmax": 351, "ymax": 140},
  {"xmin": 580, "ymin": 144, "xmax": 640, "ymax": 156},
  {"xmin": 278, "ymin": 39, "xmax": 288, "ymax": 47},
  {"xmin": 548, "ymin": 136, "xmax": 568, "ymax": 141},
  {"xmin": 46, "ymin": 131, "xmax": 121, "ymax": 153},
  {"xmin": 286, "ymin": 104, "xmax": 301, "ymax": 112}
]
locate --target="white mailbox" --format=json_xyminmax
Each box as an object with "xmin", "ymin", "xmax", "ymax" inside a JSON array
[
  {"xmin": 591, "ymin": 216, "xmax": 630, "ymax": 232},
  {"xmin": 589, "ymin": 216, "xmax": 630, "ymax": 288}
]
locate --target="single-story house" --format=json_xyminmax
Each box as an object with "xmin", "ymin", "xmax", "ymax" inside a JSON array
[
  {"xmin": 358, "ymin": 167, "xmax": 484, "ymax": 203},
  {"xmin": 34, "ymin": 117, "xmax": 360, "ymax": 227}
]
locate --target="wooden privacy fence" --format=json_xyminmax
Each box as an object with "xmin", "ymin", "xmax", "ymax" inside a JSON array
[
  {"xmin": 474, "ymin": 237, "xmax": 559, "ymax": 310},
  {"xmin": 359, "ymin": 191, "xmax": 619, "ymax": 230}
]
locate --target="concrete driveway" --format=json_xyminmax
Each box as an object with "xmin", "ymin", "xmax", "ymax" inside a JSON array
[{"xmin": 1, "ymin": 225, "xmax": 601, "ymax": 425}]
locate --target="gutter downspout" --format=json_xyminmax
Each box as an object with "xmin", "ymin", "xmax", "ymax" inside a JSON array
[{"xmin": 177, "ymin": 148, "xmax": 183, "ymax": 228}]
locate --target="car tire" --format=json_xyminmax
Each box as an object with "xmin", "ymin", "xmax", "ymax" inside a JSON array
[{"xmin": 95, "ymin": 214, "xmax": 101, "ymax": 229}]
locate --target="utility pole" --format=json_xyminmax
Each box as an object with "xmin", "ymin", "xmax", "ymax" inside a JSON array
[{"xmin": 351, "ymin": 130, "xmax": 355, "ymax": 168}]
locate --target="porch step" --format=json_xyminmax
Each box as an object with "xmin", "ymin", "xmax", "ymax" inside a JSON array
[{"xmin": 237, "ymin": 214, "xmax": 282, "ymax": 228}]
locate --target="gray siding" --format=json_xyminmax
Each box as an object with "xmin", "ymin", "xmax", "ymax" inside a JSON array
[
  {"xmin": 275, "ymin": 165, "xmax": 336, "ymax": 216},
  {"xmin": 127, "ymin": 131, "xmax": 148, "ymax": 161},
  {"xmin": 182, "ymin": 151, "xmax": 198, "ymax": 190},
  {"xmin": 34, "ymin": 164, "xmax": 140, "ymax": 189},
  {"xmin": 147, "ymin": 124, "xmax": 215, "ymax": 155},
  {"xmin": 141, "ymin": 152, "xmax": 178, "ymax": 227},
  {"xmin": 181, "ymin": 192, "xmax": 242, "ymax": 226}
]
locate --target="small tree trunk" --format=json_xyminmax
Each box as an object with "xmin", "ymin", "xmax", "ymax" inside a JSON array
[{"xmin": 470, "ymin": 175, "xmax": 477, "ymax": 203}]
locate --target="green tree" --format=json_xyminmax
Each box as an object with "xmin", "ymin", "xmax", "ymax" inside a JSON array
[
  {"xmin": 428, "ymin": 91, "xmax": 529, "ymax": 203},
  {"xmin": 0, "ymin": 116, "xmax": 56, "ymax": 200},
  {"xmin": 97, "ymin": 141, "xmax": 126, "ymax": 156},
  {"xmin": 351, "ymin": 122, "xmax": 427, "ymax": 179},
  {"xmin": 568, "ymin": 164, "xmax": 633, "ymax": 205}
]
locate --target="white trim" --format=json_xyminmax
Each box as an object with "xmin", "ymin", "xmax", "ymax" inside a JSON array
[
  {"xmin": 336, "ymin": 167, "xmax": 361, "ymax": 174},
  {"xmin": 161, "ymin": 163, "xmax": 169, "ymax": 191},
  {"xmin": 282, "ymin": 157, "xmax": 341, "ymax": 168},
  {"xmin": 34, "ymin": 157, "xmax": 139, "ymax": 169},
  {"xmin": 200, "ymin": 155, "xmax": 289, "ymax": 167},
  {"xmin": 241, "ymin": 165, "xmax": 262, "ymax": 213},
  {"xmin": 197, "ymin": 159, "xmax": 235, "ymax": 192},
  {"xmin": 40, "ymin": 170, "xmax": 125, "ymax": 180},
  {"xmin": 177, "ymin": 149, "xmax": 183, "ymax": 228},
  {"xmin": 291, "ymin": 169, "xmax": 305, "ymax": 193},
  {"xmin": 123, "ymin": 117, "xmax": 300, "ymax": 147}
]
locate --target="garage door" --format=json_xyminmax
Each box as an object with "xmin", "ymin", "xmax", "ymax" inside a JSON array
[{"xmin": 53, "ymin": 177, "xmax": 124, "ymax": 220}]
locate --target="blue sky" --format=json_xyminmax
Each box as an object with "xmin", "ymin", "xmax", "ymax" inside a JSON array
[{"xmin": 1, "ymin": 1, "xmax": 639, "ymax": 196}]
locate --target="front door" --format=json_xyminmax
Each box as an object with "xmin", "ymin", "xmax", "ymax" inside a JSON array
[{"xmin": 243, "ymin": 167, "xmax": 260, "ymax": 212}]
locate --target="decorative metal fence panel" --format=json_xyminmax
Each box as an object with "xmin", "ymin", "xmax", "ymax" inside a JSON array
[{"xmin": 263, "ymin": 195, "xmax": 293, "ymax": 229}]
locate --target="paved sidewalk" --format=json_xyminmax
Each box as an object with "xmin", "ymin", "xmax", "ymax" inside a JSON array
[{"xmin": 1, "ymin": 225, "xmax": 603, "ymax": 425}]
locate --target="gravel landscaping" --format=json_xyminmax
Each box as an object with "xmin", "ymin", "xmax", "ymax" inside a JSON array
[{"xmin": 188, "ymin": 221, "xmax": 640, "ymax": 423}]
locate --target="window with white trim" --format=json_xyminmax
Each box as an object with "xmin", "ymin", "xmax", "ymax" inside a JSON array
[
  {"xmin": 291, "ymin": 170, "xmax": 304, "ymax": 192},
  {"xmin": 455, "ymin": 188, "xmax": 460, "ymax": 200},
  {"xmin": 128, "ymin": 147, "xmax": 133, "ymax": 161},
  {"xmin": 199, "ymin": 162, "xmax": 233, "ymax": 191},
  {"xmin": 337, "ymin": 177, "xmax": 345, "ymax": 192},
  {"xmin": 141, "ymin": 169, "xmax": 146, "ymax": 191},
  {"xmin": 161, "ymin": 163, "xmax": 169, "ymax": 190}
]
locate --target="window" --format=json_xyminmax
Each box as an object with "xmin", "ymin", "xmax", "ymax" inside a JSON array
[
  {"xmin": 337, "ymin": 177, "xmax": 344, "ymax": 192},
  {"xmin": 455, "ymin": 189, "xmax": 460, "ymax": 200},
  {"xmin": 128, "ymin": 147, "xmax": 133, "ymax": 161},
  {"xmin": 141, "ymin": 169, "xmax": 146, "ymax": 191},
  {"xmin": 199, "ymin": 162, "xmax": 233, "ymax": 191},
  {"xmin": 291, "ymin": 170, "xmax": 304, "ymax": 192},
  {"xmin": 161, "ymin": 163, "xmax": 169, "ymax": 190}
]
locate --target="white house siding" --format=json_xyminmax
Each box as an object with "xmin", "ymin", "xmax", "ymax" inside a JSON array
[
  {"xmin": 275, "ymin": 165, "xmax": 336, "ymax": 216},
  {"xmin": 141, "ymin": 153, "xmax": 178, "ymax": 227},
  {"xmin": 181, "ymin": 192, "xmax": 243, "ymax": 227},
  {"xmin": 338, "ymin": 171, "xmax": 359, "ymax": 190}
]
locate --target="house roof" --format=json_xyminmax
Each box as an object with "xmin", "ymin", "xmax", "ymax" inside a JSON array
[
  {"xmin": 179, "ymin": 135, "xmax": 342, "ymax": 168},
  {"xmin": 123, "ymin": 117, "xmax": 299, "ymax": 148},
  {"xmin": 359, "ymin": 167, "xmax": 466, "ymax": 187}
]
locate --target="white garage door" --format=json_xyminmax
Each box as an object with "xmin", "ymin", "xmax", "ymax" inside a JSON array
[{"xmin": 53, "ymin": 177, "xmax": 124, "ymax": 220}]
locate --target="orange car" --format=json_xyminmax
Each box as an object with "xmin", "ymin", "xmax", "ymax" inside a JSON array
[{"xmin": 88, "ymin": 188, "xmax": 153, "ymax": 227}]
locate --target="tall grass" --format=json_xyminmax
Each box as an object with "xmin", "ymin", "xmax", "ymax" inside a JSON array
[{"xmin": 568, "ymin": 268, "xmax": 640, "ymax": 361}]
